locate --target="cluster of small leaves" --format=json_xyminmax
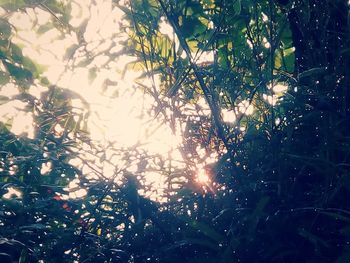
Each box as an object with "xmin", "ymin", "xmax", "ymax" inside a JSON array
[
  {"xmin": 0, "ymin": 1, "xmax": 90, "ymax": 262},
  {"xmin": 1, "ymin": 0, "xmax": 350, "ymax": 262},
  {"xmin": 116, "ymin": 0, "xmax": 350, "ymax": 262}
]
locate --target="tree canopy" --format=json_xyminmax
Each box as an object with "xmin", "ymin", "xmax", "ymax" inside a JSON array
[{"xmin": 0, "ymin": 0, "xmax": 350, "ymax": 262}]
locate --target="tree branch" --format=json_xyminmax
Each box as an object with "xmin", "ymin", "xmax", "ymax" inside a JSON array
[{"xmin": 157, "ymin": 0, "xmax": 231, "ymax": 153}]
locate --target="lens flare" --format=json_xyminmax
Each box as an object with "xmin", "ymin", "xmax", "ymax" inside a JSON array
[{"xmin": 195, "ymin": 169, "xmax": 211, "ymax": 184}]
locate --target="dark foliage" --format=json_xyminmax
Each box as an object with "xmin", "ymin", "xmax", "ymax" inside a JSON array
[{"xmin": 1, "ymin": 0, "xmax": 350, "ymax": 262}]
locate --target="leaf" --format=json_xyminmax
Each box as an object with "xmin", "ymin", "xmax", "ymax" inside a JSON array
[
  {"xmin": 247, "ymin": 196, "xmax": 270, "ymax": 236},
  {"xmin": 40, "ymin": 76, "xmax": 50, "ymax": 86},
  {"xmin": 64, "ymin": 44, "xmax": 79, "ymax": 60},
  {"xmin": 37, "ymin": 23, "xmax": 54, "ymax": 35},
  {"xmin": 0, "ymin": 0, "xmax": 26, "ymax": 10},
  {"xmin": 254, "ymin": 196, "xmax": 270, "ymax": 216},
  {"xmin": 274, "ymin": 51, "xmax": 282, "ymax": 69},
  {"xmin": 233, "ymin": 0, "xmax": 241, "ymax": 15},
  {"xmin": 213, "ymin": 208, "xmax": 233, "ymax": 222},
  {"xmin": 0, "ymin": 71, "xmax": 10, "ymax": 85},
  {"xmin": 213, "ymin": 152, "xmax": 231, "ymax": 173},
  {"xmin": 0, "ymin": 95, "xmax": 9, "ymax": 105},
  {"xmin": 88, "ymin": 67, "xmax": 97, "ymax": 84},
  {"xmin": 19, "ymin": 224, "xmax": 49, "ymax": 230},
  {"xmin": 187, "ymin": 39, "xmax": 198, "ymax": 53},
  {"xmin": 283, "ymin": 46, "xmax": 295, "ymax": 72},
  {"xmin": 0, "ymin": 238, "xmax": 23, "ymax": 246},
  {"xmin": 221, "ymin": 236, "xmax": 240, "ymax": 263},
  {"xmin": 180, "ymin": 17, "xmax": 206, "ymax": 38},
  {"xmin": 3, "ymin": 61, "xmax": 33, "ymax": 82},
  {"xmin": 0, "ymin": 18, "xmax": 11, "ymax": 39},
  {"xmin": 77, "ymin": 57, "xmax": 94, "ymax": 67},
  {"xmin": 298, "ymin": 228, "xmax": 329, "ymax": 248},
  {"xmin": 299, "ymin": 0, "xmax": 310, "ymax": 25},
  {"xmin": 218, "ymin": 46, "xmax": 229, "ymax": 68},
  {"xmin": 117, "ymin": 4, "xmax": 132, "ymax": 17},
  {"xmin": 188, "ymin": 220, "xmax": 224, "ymax": 243},
  {"xmin": 45, "ymin": 1, "xmax": 67, "ymax": 17},
  {"xmin": 22, "ymin": 57, "xmax": 45, "ymax": 77},
  {"xmin": 18, "ymin": 248, "xmax": 27, "ymax": 263},
  {"xmin": 10, "ymin": 43, "xmax": 24, "ymax": 63},
  {"xmin": 298, "ymin": 67, "xmax": 327, "ymax": 79}
]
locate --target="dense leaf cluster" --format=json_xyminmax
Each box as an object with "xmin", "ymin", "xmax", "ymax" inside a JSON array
[{"xmin": 0, "ymin": 0, "xmax": 350, "ymax": 262}]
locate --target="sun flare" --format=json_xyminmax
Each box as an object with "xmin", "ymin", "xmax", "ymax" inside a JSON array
[{"xmin": 195, "ymin": 169, "xmax": 211, "ymax": 184}]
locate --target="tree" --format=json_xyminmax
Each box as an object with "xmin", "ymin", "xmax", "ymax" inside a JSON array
[
  {"xmin": 119, "ymin": 0, "xmax": 350, "ymax": 262},
  {"xmin": 1, "ymin": 0, "xmax": 350, "ymax": 262}
]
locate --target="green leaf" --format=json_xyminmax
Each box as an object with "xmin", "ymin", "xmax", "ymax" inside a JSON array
[
  {"xmin": 0, "ymin": 18, "xmax": 11, "ymax": 39},
  {"xmin": 213, "ymin": 152, "xmax": 230, "ymax": 173},
  {"xmin": 3, "ymin": 61, "xmax": 33, "ymax": 82},
  {"xmin": 274, "ymin": 51, "xmax": 282, "ymax": 69},
  {"xmin": 37, "ymin": 23, "xmax": 54, "ymax": 35},
  {"xmin": 10, "ymin": 43, "xmax": 24, "ymax": 63},
  {"xmin": 252, "ymin": 196, "xmax": 270, "ymax": 217},
  {"xmin": 283, "ymin": 47, "xmax": 295, "ymax": 72},
  {"xmin": 64, "ymin": 44, "xmax": 79, "ymax": 60},
  {"xmin": 233, "ymin": 0, "xmax": 241, "ymax": 15},
  {"xmin": 117, "ymin": 4, "xmax": 132, "ymax": 17},
  {"xmin": 45, "ymin": 1, "xmax": 67, "ymax": 16},
  {"xmin": 19, "ymin": 223, "xmax": 49, "ymax": 230},
  {"xmin": 186, "ymin": 1, "xmax": 203, "ymax": 15},
  {"xmin": 188, "ymin": 220, "xmax": 224, "ymax": 243},
  {"xmin": 0, "ymin": 0, "xmax": 26, "ymax": 10},
  {"xmin": 88, "ymin": 67, "xmax": 97, "ymax": 84},
  {"xmin": 221, "ymin": 236, "xmax": 240, "ymax": 263},
  {"xmin": 299, "ymin": 0, "xmax": 310, "ymax": 25},
  {"xmin": 18, "ymin": 248, "xmax": 27, "ymax": 263},
  {"xmin": 187, "ymin": 39, "xmax": 198, "ymax": 52},
  {"xmin": 298, "ymin": 228, "xmax": 329, "ymax": 248},
  {"xmin": 77, "ymin": 57, "xmax": 94, "ymax": 67},
  {"xmin": 0, "ymin": 71, "xmax": 10, "ymax": 85},
  {"xmin": 298, "ymin": 67, "xmax": 326, "ymax": 79},
  {"xmin": 0, "ymin": 238, "xmax": 24, "ymax": 247},
  {"xmin": 181, "ymin": 17, "xmax": 206, "ymax": 38},
  {"xmin": 280, "ymin": 24, "xmax": 293, "ymax": 48},
  {"xmin": 40, "ymin": 76, "xmax": 50, "ymax": 86},
  {"xmin": 167, "ymin": 80, "xmax": 182, "ymax": 97},
  {"xmin": 218, "ymin": 46, "xmax": 229, "ymax": 68},
  {"xmin": 22, "ymin": 57, "xmax": 45, "ymax": 77},
  {"xmin": 247, "ymin": 196, "xmax": 270, "ymax": 236},
  {"xmin": 0, "ymin": 95, "xmax": 9, "ymax": 105}
]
